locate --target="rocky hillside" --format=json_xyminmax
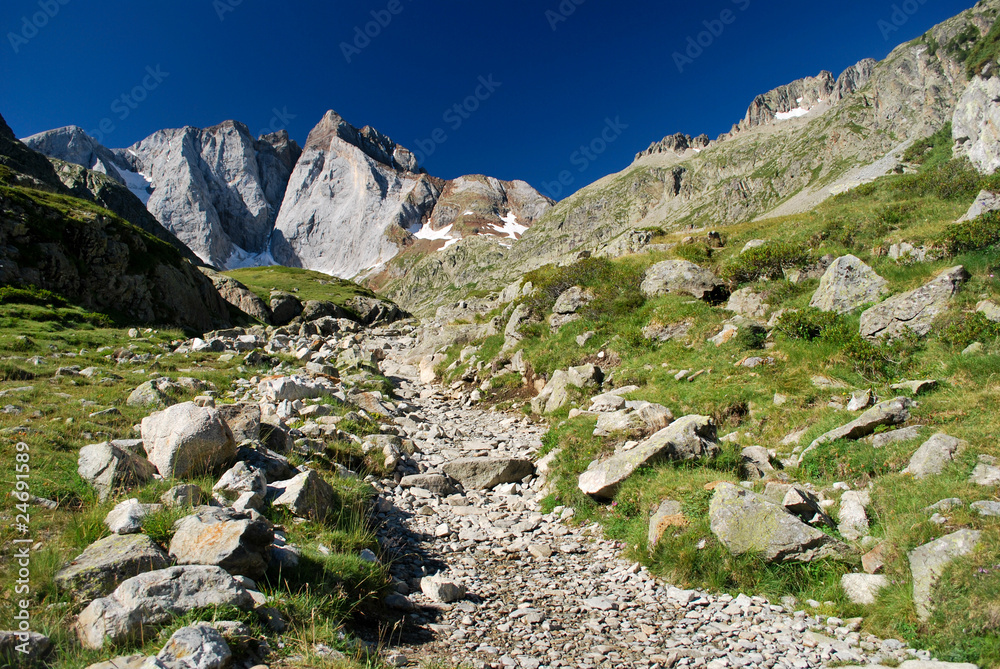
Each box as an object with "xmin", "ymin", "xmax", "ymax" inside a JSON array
[
  {"xmin": 374, "ymin": 0, "xmax": 1000, "ymax": 315},
  {"xmin": 0, "ymin": 114, "xmax": 233, "ymax": 331}
]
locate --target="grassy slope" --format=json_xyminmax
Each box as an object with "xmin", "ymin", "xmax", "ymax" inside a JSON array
[
  {"xmin": 443, "ymin": 143, "xmax": 1000, "ymax": 665},
  {"xmin": 224, "ymin": 266, "xmax": 379, "ymax": 306},
  {"xmin": 0, "ymin": 300, "xmax": 389, "ymax": 668}
]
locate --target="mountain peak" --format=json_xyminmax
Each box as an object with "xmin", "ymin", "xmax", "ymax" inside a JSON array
[{"xmin": 304, "ymin": 109, "xmax": 420, "ymax": 173}]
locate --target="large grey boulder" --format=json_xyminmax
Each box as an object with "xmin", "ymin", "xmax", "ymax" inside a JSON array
[
  {"xmin": 269, "ymin": 291, "xmax": 303, "ymax": 326},
  {"xmin": 169, "ymin": 507, "xmax": 273, "ymax": 579},
  {"xmin": 725, "ymin": 287, "xmax": 768, "ymax": 319},
  {"xmin": 213, "ymin": 461, "xmax": 267, "ymax": 499},
  {"xmin": 909, "ymin": 529, "xmax": 982, "ymax": 620},
  {"xmin": 971, "ymin": 455, "xmax": 1000, "ymax": 486},
  {"xmin": 648, "ymin": 500, "xmax": 685, "ymax": 548},
  {"xmin": 146, "ymin": 623, "xmax": 232, "ymax": 669},
  {"xmin": 953, "ymin": 75, "xmax": 1000, "ymax": 174},
  {"xmin": 443, "ymin": 457, "xmax": 535, "ymax": 490},
  {"xmin": 709, "ymin": 483, "xmax": 848, "ymax": 563},
  {"xmin": 141, "ymin": 402, "xmax": 237, "ymax": 479},
  {"xmin": 641, "ymin": 260, "xmax": 727, "ymax": 302},
  {"xmin": 552, "ymin": 286, "xmax": 594, "ymax": 314},
  {"xmin": 859, "ymin": 266, "xmax": 968, "ymax": 341},
  {"xmin": 126, "ymin": 378, "xmax": 180, "ymax": 408},
  {"xmin": 215, "ymin": 402, "xmax": 261, "ymax": 443},
  {"xmin": 797, "ymin": 397, "xmax": 914, "ymax": 464},
  {"xmin": 54, "ymin": 534, "xmax": 170, "ymax": 601},
  {"xmin": 399, "ymin": 474, "xmax": 459, "ymax": 496},
  {"xmin": 904, "ymin": 433, "xmax": 966, "ymax": 479},
  {"xmin": 579, "ymin": 416, "xmax": 719, "ymax": 499},
  {"xmin": 809, "ymin": 255, "xmax": 888, "ymax": 314},
  {"xmin": 257, "ymin": 375, "xmax": 331, "ymax": 403},
  {"xmin": 105, "ymin": 499, "xmax": 162, "ymax": 535},
  {"xmin": 267, "ymin": 470, "xmax": 336, "ymax": 520},
  {"xmin": 502, "ymin": 303, "xmax": 532, "ymax": 351},
  {"xmin": 78, "ymin": 441, "xmax": 156, "ymax": 502},
  {"xmin": 420, "ymin": 574, "xmax": 467, "ymax": 603},
  {"xmin": 75, "ymin": 566, "xmax": 254, "ymax": 649}
]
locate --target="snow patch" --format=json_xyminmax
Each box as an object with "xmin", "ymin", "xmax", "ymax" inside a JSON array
[
  {"xmin": 491, "ymin": 212, "xmax": 529, "ymax": 240},
  {"xmin": 413, "ymin": 222, "xmax": 455, "ymax": 242},
  {"xmin": 463, "ymin": 210, "xmax": 474, "ymax": 216},
  {"xmin": 775, "ymin": 107, "xmax": 810, "ymax": 121},
  {"xmin": 225, "ymin": 245, "xmax": 277, "ymax": 270},
  {"xmin": 118, "ymin": 167, "xmax": 153, "ymax": 205},
  {"xmin": 442, "ymin": 238, "xmax": 460, "ymax": 250}
]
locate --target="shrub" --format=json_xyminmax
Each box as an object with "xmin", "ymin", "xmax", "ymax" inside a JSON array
[
  {"xmin": 719, "ymin": 242, "xmax": 808, "ymax": 284},
  {"xmin": 941, "ymin": 312, "xmax": 1000, "ymax": 349},
  {"xmin": 673, "ymin": 243, "xmax": 711, "ymax": 264},
  {"xmin": 941, "ymin": 211, "xmax": 1000, "ymax": 255},
  {"xmin": 775, "ymin": 308, "xmax": 839, "ymax": 341},
  {"xmin": 0, "ymin": 285, "xmax": 67, "ymax": 307},
  {"xmin": 734, "ymin": 323, "xmax": 767, "ymax": 350}
]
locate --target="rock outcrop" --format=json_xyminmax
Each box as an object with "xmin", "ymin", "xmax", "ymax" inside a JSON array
[
  {"xmin": 809, "ymin": 255, "xmax": 888, "ymax": 313},
  {"xmin": 953, "ymin": 75, "xmax": 1000, "ymax": 174},
  {"xmin": 860, "ymin": 267, "xmax": 968, "ymax": 340}
]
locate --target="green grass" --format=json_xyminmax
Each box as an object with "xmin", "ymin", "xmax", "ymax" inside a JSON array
[{"xmin": 224, "ymin": 266, "xmax": 379, "ymax": 313}]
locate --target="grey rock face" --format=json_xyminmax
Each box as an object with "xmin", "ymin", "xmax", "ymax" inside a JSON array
[
  {"xmin": 905, "ymin": 433, "xmax": 966, "ymax": 479},
  {"xmin": 55, "ymin": 534, "xmax": 170, "ymax": 601},
  {"xmin": 553, "ymin": 286, "xmax": 594, "ymax": 314},
  {"xmin": 830, "ymin": 58, "xmax": 877, "ymax": 103},
  {"xmin": 709, "ymin": 483, "xmax": 847, "ymax": 563},
  {"xmin": 741, "ymin": 446, "xmax": 774, "ymax": 481},
  {"xmin": 169, "ymin": 507, "xmax": 273, "ymax": 579},
  {"xmin": 120, "ymin": 121, "xmax": 300, "ymax": 268},
  {"xmin": 726, "ymin": 287, "xmax": 768, "ymax": 319},
  {"xmin": 908, "ymin": 529, "xmax": 981, "ymax": 620},
  {"xmin": 641, "ymin": 260, "xmax": 728, "ymax": 302},
  {"xmin": 442, "ymin": 457, "xmax": 535, "ymax": 490},
  {"xmin": 739, "ymin": 71, "xmax": 835, "ymax": 131},
  {"xmin": 78, "ymin": 441, "xmax": 156, "ymax": 502},
  {"xmin": 141, "ymin": 402, "xmax": 238, "ymax": 479},
  {"xmin": 531, "ymin": 364, "xmax": 603, "ymax": 415},
  {"xmin": 199, "ymin": 268, "xmax": 271, "ymax": 323},
  {"xmin": 809, "ymin": 255, "xmax": 888, "ymax": 314},
  {"xmin": 215, "ymin": 403, "xmax": 261, "ymax": 443},
  {"xmin": 953, "ymin": 75, "xmax": 1000, "ymax": 174},
  {"xmin": 75, "ymin": 565, "xmax": 253, "ymax": 649},
  {"xmin": 269, "ymin": 291, "xmax": 303, "ymax": 326},
  {"xmin": 579, "ymin": 416, "xmax": 719, "ymax": 499},
  {"xmin": 860, "ymin": 266, "xmax": 968, "ymax": 340},
  {"xmin": 213, "ymin": 461, "xmax": 267, "ymax": 499},
  {"xmin": 838, "ymin": 490, "xmax": 871, "ymax": 541},
  {"xmin": 958, "ymin": 189, "xmax": 1000, "ymax": 222}
]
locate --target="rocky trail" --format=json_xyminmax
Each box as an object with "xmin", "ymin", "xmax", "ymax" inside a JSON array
[{"xmin": 360, "ymin": 330, "xmax": 943, "ymax": 669}]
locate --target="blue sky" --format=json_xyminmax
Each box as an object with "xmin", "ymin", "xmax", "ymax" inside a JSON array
[{"xmin": 0, "ymin": 0, "xmax": 977, "ymax": 197}]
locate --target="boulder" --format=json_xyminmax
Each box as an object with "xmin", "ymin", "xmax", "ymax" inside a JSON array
[
  {"xmin": 348, "ymin": 390, "xmax": 394, "ymax": 417},
  {"xmin": 443, "ymin": 457, "xmax": 535, "ymax": 490},
  {"xmin": 890, "ymin": 379, "xmax": 938, "ymax": 395},
  {"xmin": 909, "ymin": 529, "xmax": 982, "ymax": 620},
  {"xmin": 838, "ymin": 490, "xmax": 871, "ymax": 541},
  {"xmin": 267, "ymin": 470, "xmax": 336, "ymax": 520},
  {"xmin": 75, "ymin": 566, "xmax": 254, "ymax": 649},
  {"xmin": 346, "ymin": 295, "xmax": 404, "ymax": 326},
  {"xmin": 126, "ymin": 377, "xmax": 179, "ymax": 408},
  {"xmin": 502, "ymin": 303, "xmax": 532, "ymax": 351},
  {"xmin": 236, "ymin": 442, "xmax": 297, "ymax": 482},
  {"xmin": 972, "ymin": 500, "xmax": 1000, "ymax": 517},
  {"xmin": 648, "ymin": 500, "xmax": 686, "ymax": 548},
  {"xmin": 589, "ymin": 393, "xmax": 628, "ymax": 413},
  {"xmin": 160, "ymin": 484, "xmax": 204, "ymax": 508},
  {"xmin": 971, "ymin": 455, "xmax": 1000, "ymax": 486},
  {"xmin": 782, "ymin": 488, "xmax": 835, "ymax": 528},
  {"xmin": 215, "ymin": 403, "xmax": 261, "ymax": 442},
  {"xmin": 859, "ymin": 266, "xmax": 968, "ymax": 341},
  {"xmin": 809, "ymin": 255, "xmax": 888, "ymax": 314},
  {"xmin": 870, "ymin": 425, "xmax": 923, "ymax": 449},
  {"xmin": 847, "ymin": 389, "xmax": 873, "ymax": 411},
  {"xmin": 593, "ymin": 405, "xmax": 673, "ymax": 438},
  {"xmin": 213, "ymin": 462, "xmax": 267, "ymax": 499},
  {"xmin": 105, "ymin": 499, "xmax": 161, "ymax": 535},
  {"xmin": 257, "ymin": 375, "xmax": 330, "ymax": 403},
  {"xmin": 169, "ymin": 507, "xmax": 273, "ymax": 579},
  {"xmin": 398, "ymin": 474, "xmax": 459, "ymax": 496},
  {"xmin": 725, "ymin": 287, "xmax": 768, "ymax": 319},
  {"xmin": 840, "ymin": 573, "xmax": 889, "ymax": 605},
  {"xmin": 149, "ymin": 623, "xmax": 232, "ymax": 669},
  {"xmin": 0, "ymin": 631, "xmax": 52, "ymax": 665},
  {"xmin": 741, "ymin": 446, "xmax": 774, "ymax": 481},
  {"xmin": 642, "ymin": 320, "xmax": 693, "ymax": 343},
  {"xmin": 54, "ymin": 534, "xmax": 170, "ymax": 601},
  {"xmin": 905, "ymin": 433, "xmax": 966, "ymax": 479},
  {"xmin": 797, "ymin": 397, "xmax": 914, "ymax": 464},
  {"xmin": 200, "ymin": 268, "xmax": 272, "ymax": 324},
  {"xmin": 579, "ymin": 416, "xmax": 719, "ymax": 499},
  {"xmin": 420, "ymin": 575, "xmax": 466, "ymax": 603},
  {"xmin": 959, "ymin": 189, "xmax": 1000, "ymax": 222},
  {"xmin": 641, "ymin": 260, "xmax": 728, "ymax": 302},
  {"xmin": 552, "ymin": 286, "xmax": 594, "ymax": 314},
  {"xmin": 141, "ymin": 403, "xmax": 237, "ymax": 479},
  {"xmin": 269, "ymin": 291, "xmax": 303, "ymax": 326},
  {"xmin": 78, "ymin": 441, "xmax": 156, "ymax": 502},
  {"xmin": 977, "ymin": 299, "xmax": 1000, "ymax": 323},
  {"xmin": 709, "ymin": 483, "xmax": 848, "ymax": 563},
  {"xmin": 531, "ymin": 364, "xmax": 603, "ymax": 414}
]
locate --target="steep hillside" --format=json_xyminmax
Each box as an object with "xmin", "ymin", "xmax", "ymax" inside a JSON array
[{"xmin": 377, "ymin": 0, "xmax": 1000, "ymax": 315}]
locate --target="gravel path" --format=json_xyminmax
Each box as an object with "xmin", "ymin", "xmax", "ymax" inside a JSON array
[{"xmin": 364, "ymin": 330, "xmax": 935, "ymax": 669}]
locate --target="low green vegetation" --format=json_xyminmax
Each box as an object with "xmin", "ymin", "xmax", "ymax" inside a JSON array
[
  {"xmin": 226, "ymin": 265, "xmax": 378, "ymax": 307},
  {"xmin": 0, "ymin": 292, "xmax": 388, "ymax": 668},
  {"xmin": 443, "ymin": 150, "xmax": 1000, "ymax": 666}
]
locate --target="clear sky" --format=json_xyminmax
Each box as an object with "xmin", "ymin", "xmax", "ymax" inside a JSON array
[{"xmin": 0, "ymin": 0, "xmax": 978, "ymax": 198}]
